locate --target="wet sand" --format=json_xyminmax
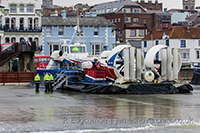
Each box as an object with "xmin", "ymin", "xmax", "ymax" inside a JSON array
[{"xmin": 0, "ymin": 85, "xmax": 200, "ymax": 133}]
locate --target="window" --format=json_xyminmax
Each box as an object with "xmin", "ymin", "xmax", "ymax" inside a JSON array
[
  {"xmin": 197, "ymin": 51, "xmax": 200, "ymax": 59},
  {"xmin": 122, "ymin": 8, "xmax": 131, "ymax": 13},
  {"xmin": 28, "ymin": 18, "xmax": 33, "ymax": 30},
  {"xmin": 166, "ymin": 39, "xmax": 169, "ymax": 46},
  {"xmin": 70, "ymin": 46, "xmax": 86, "ymax": 53},
  {"xmin": 139, "ymin": 30, "xmax": 145, "ymax": 36},
  {"xmin": 46, "ymin": 27, "xmax": 52, "ymax": 36},
  {"xmin": 125, "ymin": 17, "xmax": 131, "ymax": 23},
  {"xmin": 5, "ymin": 37, "xmax": 10, "ymax": 43},
  {"xmin": 92, "ymin": 44, "xmax": 101, "ymax": 55},
  {"xmin": 0, "ymin": 16, "xmax": 2, "ymax": 26},
  {"xmin": 133, "ymin": 9, "xmax": 141, "ymax": 13},
  {"xmin": 11, "ymin": 37, "xmax": 16, "ymax": 43},
  {"xmin": 34, "ymin": 37, "xmax": 39, "ymax": 48},
  {"xmin": 155, "ymin": 40, "xmax": 159, "ymax": 45},
  {"xmin": 28, "ymin": 37, "xmax": 33, "ymax": 42},
  {"xmin": 130, "ymin": 30, "xmax": 136, "ymax": 37},
  {"xmin": 20, "ymin": 37, "xmax": 24, "ymax": 43},
  {"xmin": 10, "ymin": 4, "xmax": 17, "ymax": 13},
  {"xmin": 179, "ymin": 50, "xmax": 190, "ymax": 59},
  {"xmin": 27, "ymin": 4, "xmax": 34, "ymax": 13},
  {"xmin": 19, "ymin": 18, "xmax": 24, "ymax": 30},
  {"xmin": 50, "ymin": 44, "xmax": 60, "ymax": 55},
  {"xmin": 58, "ymin": 27, "xmax": 64, "ymax": 36},
  {"xmin": 11, "ymin": 18, "xmax": 16, "ymax": 29},
  {"xmin": 115, "ymin": 18, "xmax": 118, "ymax": 23},
  {"xmin": 118, "ymin": 18, "xmax": 121, "ymax": 22},
  {"xmin": 162, "ymin": 15, "xmax": 168, "ymax": 18},
  {"xmin": 133, "ymin": 18, "xmax": 138, "ymax": 22},
  {"xmin": 180, "ymin": 40, "xmax": 186, "ymax": 48},
  {"xmin": 34, "ymin": 18, "xmax": 39, "ymax": 29},
  {"xmin": 199, "ymin": 40, "xmax": 200, "ymax": 47},
  {"xmin": 144, "ymin": 41, "xmax": 147, "ymax": 48},
  {"xmin": 5, "ymin": 18, "xmax": 9, "ymax": 29},
  {"xmin": 94, "ymin": 27, "xmax": 99, "ymax": 36},
  {"xmin": 20, "ymin": 4, "xmax": 24, "ymax": 13}
]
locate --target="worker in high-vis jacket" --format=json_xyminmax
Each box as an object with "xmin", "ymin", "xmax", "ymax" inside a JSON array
[
  {"xmin": 34, "ymin": 73, "xmax": 40, "ymax": 93},
  {"xmin": 49, "ymin": 73, "xmax": 54, "ymax": 92},
  {"xmin": 44, "ymin": 73, "xmax": 50, "ymax": 93}
]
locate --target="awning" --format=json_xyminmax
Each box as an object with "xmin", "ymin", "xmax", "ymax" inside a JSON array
[
  {"xmin": 47, "ymin": 41, "xmax": 62, "ymax": 45},
  {"xmin": 90, "ymin": 41, "xmax": 103, "ymax": 45}
]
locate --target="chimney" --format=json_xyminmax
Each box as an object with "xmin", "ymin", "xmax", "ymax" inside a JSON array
[{"xmin": 61, "ymin": 10, "xmax": 66, "ymax": 19}]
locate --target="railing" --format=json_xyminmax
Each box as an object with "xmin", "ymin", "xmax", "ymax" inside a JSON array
[
  {"xmin": 0, "ymin": 26, "xmax": 42, "ymax": 32},
  {"xmin": 0, "ymin": 72, "xmax": 37, "ymax": 85},
  {"xmin": 0, "ymin": 42, "xmax": 37, "ymax": 66}
]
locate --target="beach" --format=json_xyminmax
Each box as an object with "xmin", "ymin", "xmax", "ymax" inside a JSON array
[{"xmin": 0, "ymin": 85, "xmax": 200, "ymax": 132}]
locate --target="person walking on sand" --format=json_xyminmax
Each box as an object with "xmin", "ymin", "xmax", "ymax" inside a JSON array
[
  {"xmin": 44, "ymin": 73, "xmax": 50, "ymax": 93},
  {"xmin": 34, "ymin": 73, "xmax": 40, "ymax": 93}
]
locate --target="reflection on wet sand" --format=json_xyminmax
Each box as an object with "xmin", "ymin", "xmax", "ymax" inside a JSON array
[{"xmin": 0, "ymin": 86, "xmax": 199, "ymax": 132}]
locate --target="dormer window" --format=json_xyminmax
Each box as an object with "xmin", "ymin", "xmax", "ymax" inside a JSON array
[
  {"xmin": 133, "ymin": 9, "xmax": 141, "ymax": 13},
  {"xmin": 122, "ymin": 8, "xmax": 131, "ymax": 13}
]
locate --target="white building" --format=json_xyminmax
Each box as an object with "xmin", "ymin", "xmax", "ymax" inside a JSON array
[
  {"xmin": 171, "ymin": 12, "xmax": 190, "ymax": 24},
  {"xmin": 0, "ymin": 0, "xmax": 42, "ymax": 47},
  {"xmin": 142, "ymin": 26, "xmax": 200, "ymax": 68}
]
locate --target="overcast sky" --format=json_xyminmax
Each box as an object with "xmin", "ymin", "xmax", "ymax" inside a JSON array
[{"xmin": 54, "ymin": 0, "xmax": 200, "ymax": 10}]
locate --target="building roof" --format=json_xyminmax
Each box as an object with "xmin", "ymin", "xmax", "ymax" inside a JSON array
[
  {"xmin": 42, "ymin": 16, "xmax": 115, "ymax": 27},
  {"xmin": 168, "ymin": 9, "xmax": 198, "ymax": 13},
  {"xmin": 91, "ymin": 0, "xmax": 140, "ymax": 13},
  {"xmin": 143, "ymin": 26, "xmax": 200, "ymax": 40},
  {"xmin": 128, "ymin": 40, "xmax": 142, "ymax": 48},
  {"xmin": 147, "ymin": 10, "xmax": 171, "ymax": 16},
  {"xmin": 43, "ymin": 5, "xmax": 62, "ymax": 9}
]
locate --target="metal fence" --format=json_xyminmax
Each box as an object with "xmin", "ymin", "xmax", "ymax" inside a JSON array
[{"xmin": 0, "ymin": 72, "xmax": 37, "ymax": 85}]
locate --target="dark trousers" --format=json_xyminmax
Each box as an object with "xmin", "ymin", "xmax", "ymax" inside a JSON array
[
  {"xmin": 49, "ymin": 83, "xmax": 53, "ymax": 92},
  {"xmin": 49, "ymin": 81, "xmax": 54, "ymax": 92},
  {"xmin": 45, "ymin": 82, "xmax": 49, "ymax": 92},
  {"xmin": 35, "ymin": 83, "xmax": 40, "ymax": 92}
]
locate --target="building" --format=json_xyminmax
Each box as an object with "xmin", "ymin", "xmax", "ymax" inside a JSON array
[
  {"xmin": 171, "ymin": 12, "xmax": 190, "ymax": 25},
  {"xmin": 42, "ymin": 12, "xmax": 116, "ymax": 56},
  {"xmin": 91, "ymin": 0, "xmax": 156, "ymax": 42},
  {"xmin": 0, "ymin": 0, "xmax": 42, "ymax": 48},
  {"xmin": 124, "ymin": 25, "xmax": 148, "ymax": 41},
  {"xmin": 142, "ymin": 26, "xmax": 200, "ymax": 68},
  {"xmin": 183, "ymin": 0, "xmax": 195, "ymax": 10},
  {"xmin": 42, "ymin": 0, "xmax": 53, "ymax": 8},
  {"xmin": 186, "ymin": 14, "xmax": 200, "ymax": 26},
  {"xmin": 148, "ymin": 10, "xmax": 171, "ymax": 30},
  {"xmin": 168, "ymin": 9, "xmax": 198, "ymax": 14},
  {"xmin": 42, "ymin": 5, "xmax": 63, "ymax": 17},
  {"xmin": 136, "ymin": 0, "xmax": 162, "ymax": 11}
]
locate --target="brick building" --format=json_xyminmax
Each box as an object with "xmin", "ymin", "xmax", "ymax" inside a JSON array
[
  {"xmin": 91, "ymin": 0, "xmax": 156, "ymax": 42},
  {"xmin": 136, "ymin": 0, "xmax": 162, "ymax": 11}
]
